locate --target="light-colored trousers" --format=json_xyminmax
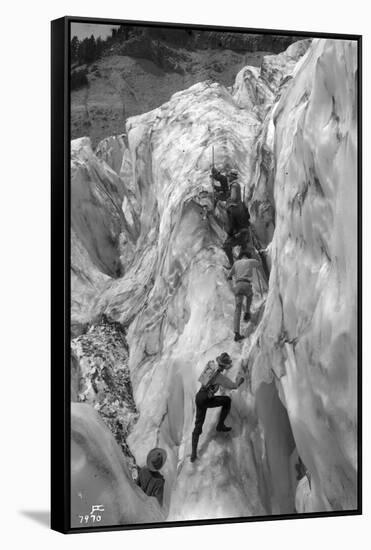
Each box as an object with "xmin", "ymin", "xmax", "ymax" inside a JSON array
[{"xmin": 234, "ymin": 281, "xmax": 253, "ymax": 333}]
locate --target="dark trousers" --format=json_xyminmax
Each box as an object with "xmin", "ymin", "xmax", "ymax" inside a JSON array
[{"xmin": 192, "ymin": 389, "xmax": 231, "ymax": 436}]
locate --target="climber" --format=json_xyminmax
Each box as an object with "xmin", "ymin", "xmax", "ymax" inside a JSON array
[
  {"xmin": 210, "ymin": 167, "xmax": 241, "ymax": 205},
  {"xmin": 137, "ymin": 447, "xmax": 167, "ymax": 506},
  {"xmin": 210, "ymin": 166, "xmax": 229, "ymax": 204},
  {"xmin": 223, "ymin": 197, "xmax": 251, "ymax": 268},
  {"xmin": 210, "ymin": 168, "xmax": 250, "ymax": 261},
  {"xmin": 190, "ymin": 352, "xmax": 244, "ymax": 463},
  {"xmin": 210, "ymin": 167, "xmax": 252, "ymax": 265},
  {"xmin": 228, "ymin": 250, "xmax": 265, "ymax": 342},
  {"xmin": 227, "ymin": 168, "xmax": 242, "ymax": 203}
]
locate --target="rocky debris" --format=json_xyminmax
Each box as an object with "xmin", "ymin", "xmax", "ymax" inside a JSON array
[{"xmin": 72, "ymin": 315, "xmax": 139, "ymax": 474}]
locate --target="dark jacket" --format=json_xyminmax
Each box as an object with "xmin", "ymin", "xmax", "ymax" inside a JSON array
[
  {"xmin": 229, "ymin": 181, "xmax": 242, "ymax": 202},
  {"xmin": 212, "ymin": 171, "xmax": 228, "ymax": 192},
  {"xmin": 212, "ymin": 171, "xmax": 229, "ymax": 201},
  {"xmin": 226, "ymin": 202, "xmax": 250, "ymax": 236},
  {"xmin": 137, "ymin": 466, "xmax": 165, "ymax": 506}
]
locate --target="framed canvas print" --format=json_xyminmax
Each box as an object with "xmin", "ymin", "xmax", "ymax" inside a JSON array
[{"xmin": 51, "ymin": 16, "xmax": 362, "ymax": 533}]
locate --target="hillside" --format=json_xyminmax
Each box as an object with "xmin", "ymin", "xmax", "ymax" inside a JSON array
[{"xmin": 71, "ymin": 29, "xmax": 300, "ymax": 145}]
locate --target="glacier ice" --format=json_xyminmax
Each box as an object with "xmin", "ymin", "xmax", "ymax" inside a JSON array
[{"xmin": 70, "ymin": 38, "xmax": 358, "ymax": 522}]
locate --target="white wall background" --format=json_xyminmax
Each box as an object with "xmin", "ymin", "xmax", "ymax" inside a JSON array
[{"xmin": 1, "ymin": 0, "xmax": 369, "ymax": 547}]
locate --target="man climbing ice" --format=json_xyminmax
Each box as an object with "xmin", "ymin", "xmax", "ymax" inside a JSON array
[
  {"xmin": 228, "ymin": 250, "xmax": 265, "ymax": 342},
  {"xmin": 227, "ymin": 168, "xmax": 242, "ymax": 203},
  {"xmin": 211, "ymin": 166, "xmax": 242, "ymax": 204},
  {"xmin": 210, "ymin": 166, "xmax": 230, "ymax": 204},
  {"xmin": 222, "ymin": 170, "xmax": 251, "ymax": 267},
  {"xmin": 190, "ymin": 352, "xmax": 244, "ymax": 463}
]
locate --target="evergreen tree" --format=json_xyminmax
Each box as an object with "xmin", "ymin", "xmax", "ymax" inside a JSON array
[
  {"xmin": 86, "ymin": 34, "xmax": 97, "ymax": 63},
  {"xmin": 70, "ymin": 25, "xmax": 132, "ymax": 67},
  {"xmin": 77, "ymin": 38, "xmax": 87, "ymax": 65},
  {"xmin": 70, "ymin": 36, "xmax": 80, "ymax": 64},
  {"xmin": 96, "ymin": 37, "xmax": 104, "ymax": 59}
]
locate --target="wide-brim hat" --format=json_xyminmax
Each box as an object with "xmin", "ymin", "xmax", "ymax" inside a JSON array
[
  {"xmin": 216, "ymin": 352, "xmax": 233, "ymax": 368},
  {"xmin": 146, "ymin": 447, "xmax": 167, "ymax": 471}
]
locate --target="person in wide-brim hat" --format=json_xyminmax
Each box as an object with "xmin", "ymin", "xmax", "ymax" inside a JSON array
[
  {"xmin": 146, "ymin": 447, "xmax": 167, "ymax": 471},
  {"xmin": 216, "ymin": 352, "xmax": 233, "ymax": 368},
  {"xmin": 137, "ymin": 447, "xmax": 167, "ymax": 507},
  {"xmin": 190, "ymin": 351, "xmax": 244, "ymax": 463}
]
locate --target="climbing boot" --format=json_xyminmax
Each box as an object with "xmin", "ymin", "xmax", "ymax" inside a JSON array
[
  {"xmin": 216, "ymin": 424, "xmax": 232, "ymax": 432},
  {"xmin": 234, "ymin": 332, "xmax": 245, "ymax": 342},
  {"xmin": 243, "ymin": 312, "xmax": 251, "ymax": 322},
  {"xmin": 190, "ymin": 433, "xmax": 199, "ymax": 463}
]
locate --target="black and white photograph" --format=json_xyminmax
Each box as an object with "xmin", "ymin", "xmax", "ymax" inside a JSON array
[
  {"xmin": 3, "ymin": 0, "xmax": 371, "ymax": 546},
  {"xmin": 53, "ymin": 15, "xmax": 361, "ymax": 533}
]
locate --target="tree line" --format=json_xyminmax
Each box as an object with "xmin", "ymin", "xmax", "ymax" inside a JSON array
[{"xmin": 70, "ymin": 26, "xmax": 142, "ymax": 67}]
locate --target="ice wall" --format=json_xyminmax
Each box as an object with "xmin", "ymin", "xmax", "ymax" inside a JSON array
[{"xmin": 247, "ymin": 39, "xmax": 358, "ymax": 511}]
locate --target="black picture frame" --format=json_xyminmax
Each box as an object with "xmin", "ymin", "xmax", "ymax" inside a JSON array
[{"xmin": 51, "ymin": 15, "xmax": 362, "ymax": 534}]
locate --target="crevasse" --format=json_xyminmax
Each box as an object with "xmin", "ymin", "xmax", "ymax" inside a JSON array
[{"xmin": 70, "ymin": 38, "xmax": 357, "ymax": 525}]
